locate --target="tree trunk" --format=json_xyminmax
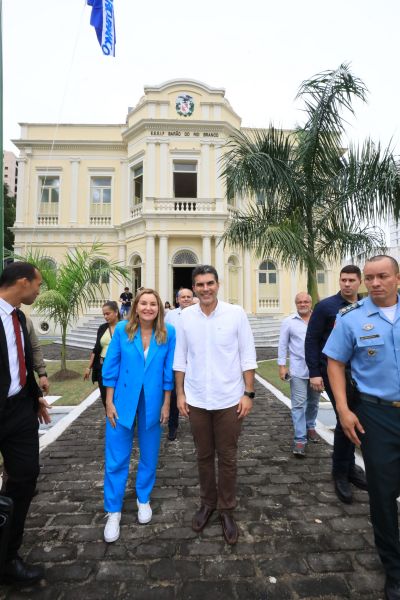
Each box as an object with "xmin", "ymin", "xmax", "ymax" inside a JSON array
[
  {"xmin": 60, "ymin": 325, "xmax": 67, "ymax": 372},
  {"xmin": 307, "ymin": 268, "xmax": 320, "ymax": 306}
]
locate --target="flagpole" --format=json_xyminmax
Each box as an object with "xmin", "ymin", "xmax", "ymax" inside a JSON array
[{"xmin": 0, "ymin": 0, "xmax": 3, "ymax": 270}]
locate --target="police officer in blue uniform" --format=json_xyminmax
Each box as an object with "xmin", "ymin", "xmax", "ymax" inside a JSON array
[
  {"xmin": 305, "ymin": 265, "xmax": 367, "ymax": 503},
  {"xmin": 324, "ymin": 255, "xmax": 400, "ymax": 600}
]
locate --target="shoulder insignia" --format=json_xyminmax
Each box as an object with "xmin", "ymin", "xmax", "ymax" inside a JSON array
[{"xmin": 339, "ymin": 302, "xmax": 360, "ymax": 317}]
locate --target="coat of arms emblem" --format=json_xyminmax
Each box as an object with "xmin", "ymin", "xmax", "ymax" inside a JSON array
[{"xmin": 176, "ymin": 94, "xmax": 194, "ymax": 117}]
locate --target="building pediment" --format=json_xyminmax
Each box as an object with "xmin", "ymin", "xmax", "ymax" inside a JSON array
[{"xmin": 126, "ymin": 78, "xmax": 241, "ymax": 131}]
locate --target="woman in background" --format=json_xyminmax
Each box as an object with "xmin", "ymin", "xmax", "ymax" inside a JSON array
[
  {"xmin": 102, "ymin": 288, "xmax": 176, "ymax": 543},
  {"xmin": 83, "ymin": 301, "xmax": 120, "ymax": 408}
]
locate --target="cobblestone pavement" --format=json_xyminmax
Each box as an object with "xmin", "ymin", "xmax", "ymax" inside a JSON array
[{"xmin": 1, "ymin": 381, "xmax": 386, "ymax": 600}]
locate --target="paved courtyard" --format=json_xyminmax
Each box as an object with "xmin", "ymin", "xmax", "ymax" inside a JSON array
[{"xmin": 0, "ymin": 380, "xmax": 387, "ymax": 599}]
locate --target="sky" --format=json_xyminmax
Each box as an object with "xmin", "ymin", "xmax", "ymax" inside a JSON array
[{"xmin": 3, "ymin": 0, "xmax": 400, "ymax": 155}]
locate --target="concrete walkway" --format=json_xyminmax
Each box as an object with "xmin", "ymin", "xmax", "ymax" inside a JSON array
[{"xmin": 1, "ymin": 381, "xmax": 386, "ymax": 600}]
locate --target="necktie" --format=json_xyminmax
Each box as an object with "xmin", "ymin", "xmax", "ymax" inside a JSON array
[{"xmin": 11, "ymin": 309, "xmax": 27, "ymax": 387}]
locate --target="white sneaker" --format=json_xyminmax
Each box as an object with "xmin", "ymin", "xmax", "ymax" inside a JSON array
[
  {"xmin": 104, "ymin": 511, "xmax": 121, "ymax": 542},
  {"xmin": 137, "ymin": 499, "xmax": 152, "ymax": 524}
]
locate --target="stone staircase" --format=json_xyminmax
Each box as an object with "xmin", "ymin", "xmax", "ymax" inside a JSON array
[
  {"xmin": 54, "ymin": 316, "xmax": 105, "ymax": 350},
  {"xmin": 56, "ymin": 313, "xmax": 282, "ymax": 349},
  {"xmin": 247, "ymin": 315, "xmax": 282, "ymax": 347}
]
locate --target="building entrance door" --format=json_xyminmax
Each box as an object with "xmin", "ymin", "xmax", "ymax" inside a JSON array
[{"xmin": 172, "ymin": 267, "xmax": 193, "ymax": 307}]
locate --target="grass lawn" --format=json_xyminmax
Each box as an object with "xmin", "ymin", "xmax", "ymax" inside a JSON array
[
  {"xmin": 257, "ymin": 359, "xmax": 291, "ymax": 396},
  {"xmin": 46, "ymin": 360, "xmax": 98, "ymax": 406},
  {"xmin": 39, "ymin": 339, "xmax": 54, "ymax": 346}
]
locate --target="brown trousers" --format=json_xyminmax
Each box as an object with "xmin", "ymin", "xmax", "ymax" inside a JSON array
[{"xmin": 189, "ymin": 404, "xmax": 242, "ymax": 511}]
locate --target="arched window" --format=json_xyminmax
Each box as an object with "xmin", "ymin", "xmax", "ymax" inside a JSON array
[
  {"xmin": 259, "ymin": 261, "xmax": 277, "ymax": 284},
  {"xmin": 258, "ymin": 260, "xmax": 279, "ymax": 310},
  {"xmin": 130, "ymin": 254, "xmax": 143, "ymax": 294},
  {"xmin": 172, "ymin": 250, "xmax": 198, "ymax": 265}
]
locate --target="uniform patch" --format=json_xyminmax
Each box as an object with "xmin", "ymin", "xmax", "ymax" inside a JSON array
[
  {"xmin": 360, "ymin": 334, "xmax": 380, "ymax": 340},
  {"xmin": 362, "ymin": 323, "xmax": 374, "ymax": 331},
  {"xmin": 339, "ymin": 302, "xmax": 360, "ymax": 317}
]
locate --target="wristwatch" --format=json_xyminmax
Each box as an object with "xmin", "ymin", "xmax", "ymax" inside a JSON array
[{"xmin": 244, "ymin": 391, "xmax": 255, "ymax": 399}]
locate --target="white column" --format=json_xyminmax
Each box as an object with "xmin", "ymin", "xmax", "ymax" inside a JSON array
[
  {"xmin": 202, "ymin": 235, "xmax": 211, "ymax": 264},
  {"xmin": 159, "ymin": 142, "xmax": 168, "ymax": 197},
  {"xmin": 243, "ymin": 250, "xmax": 252, "ymax": 312},
  {"xmin": 15, "ymin": 158, "xmax": 26, "ymax": 224},
  {"xmin": 145, "ymin": 235, "xmax": 156, "ymax": 288},
  {"xmin": 158, "ymin": 235, "xmax": 169, "ymax": 301},
  {"xmin": 200, "ymin": 143, "xmax": 210, "ymax": 198},
  {"xmin": 215, "ymin": 236, "xmax": 225, "ymax": 299},
  {"xmin": 146, "ymin": 142, "xmax": 156, "ymax": 198},
  {"xmin": 69, "ymin": 159, "xmax": 80, "ymax": 224},
  {"xmin": 120, "ymin": 160, "xmax": 129, "ymax": 222}
]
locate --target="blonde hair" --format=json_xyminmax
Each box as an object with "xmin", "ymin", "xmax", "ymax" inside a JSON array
[{"xmin": 125, "ymin": 288, "xmax": 167, "ymax": 344}]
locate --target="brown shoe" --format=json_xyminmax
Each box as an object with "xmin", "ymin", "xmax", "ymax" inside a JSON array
[
  {"xmin": 220, "ymin": 512, "xmax": 239, "ymax": 545},
  {"xmin": 192, "ymin": 505, "xmax": 215, "ymax": 533},
  {"xmin": 307, "ymin": 429, "xmax": 319, "ymax": 443}
]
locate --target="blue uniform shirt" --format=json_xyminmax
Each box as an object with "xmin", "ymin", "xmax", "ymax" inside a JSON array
[
  {"xmin": 323, "ymin": 294, "xmax": 400, "ymax": 402},
  {"xmin": 305, "ymin": 291, "xmax": 356, "ymax": 377}
]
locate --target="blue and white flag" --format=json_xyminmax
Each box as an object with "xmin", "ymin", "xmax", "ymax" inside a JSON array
[{"xmin": 87, "ymin": 0, "xmax": 116, "ymax": 57}]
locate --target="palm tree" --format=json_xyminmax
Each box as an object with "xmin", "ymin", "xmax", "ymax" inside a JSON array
[
  {"xmin": 222, "ymin": 63, "xmax": 400, "ymax": 303},
  {"xmin": 14, "ymin": 243, "xmax": 128, "ymax": 378}
]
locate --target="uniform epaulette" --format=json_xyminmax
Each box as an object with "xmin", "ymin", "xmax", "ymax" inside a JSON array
[{"xmin": 339, "ymin": 301, "xmax": 360, "ymax": 317}]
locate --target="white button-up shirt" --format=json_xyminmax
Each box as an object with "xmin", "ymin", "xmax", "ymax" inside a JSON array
[
  {"xmin": 0, "ymin": 297, "xmax": 25, "ymax": 396},
  {"xmin": 165, "ymin": 306, "xmax": 182, "ymax": 328},
  {"xmin": 277, "ymin": 312, "xmax": 310, "ymax": 379},
  {"xmin": 173, "ymin": 300, "xmax": 257, "ymax": 409}
]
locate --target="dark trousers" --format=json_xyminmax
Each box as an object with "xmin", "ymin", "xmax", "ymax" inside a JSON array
[
  {"xmin": 97, "ymin": 365, "xmax": 107, "ymax": 408},
  {"xmin": 168, "ymin": 389, "xmax": 179, "ymax": 431},
  {"xmin": 189, "ymin": 404, "xmax": 242, "ymax": 511},
  {"xmin": 323, "ymin": 372, "xmax": 355, "ymax": 476},
  {"xmin": 0, "ymin": 389, "xmax": 39, "ymax": 560},
  {"xmin": 355, "ymin": 399, "xmax": 400, "ymax": 580}
]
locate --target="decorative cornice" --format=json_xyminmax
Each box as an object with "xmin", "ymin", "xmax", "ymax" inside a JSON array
[{"xmin": 12, "ymin": 140, "xmax": 126, "ymax": 152}]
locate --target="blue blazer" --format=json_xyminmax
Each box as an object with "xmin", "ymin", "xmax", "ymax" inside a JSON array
[{"xmin": 102, "ymin": 321, "xmax": 176, "ymax": 430}]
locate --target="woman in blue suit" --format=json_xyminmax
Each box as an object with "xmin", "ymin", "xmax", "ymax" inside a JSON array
[{"xmin": 102, "ymin": 288, "xmax": 176, "ymax": 543}]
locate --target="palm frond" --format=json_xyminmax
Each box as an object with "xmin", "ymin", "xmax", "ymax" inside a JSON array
[
  {"xmin": 295, "ymin": 63, "xmax": 368, "ymax": 187},
  {"xmin": 222, "ymin": 126, "xmax": 302, "ymax": 204}
]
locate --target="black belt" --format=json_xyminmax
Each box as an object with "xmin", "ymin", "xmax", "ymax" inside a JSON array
[{"xmin": 359, "ymin": 392, "xmax": 400, "ymax": 408}]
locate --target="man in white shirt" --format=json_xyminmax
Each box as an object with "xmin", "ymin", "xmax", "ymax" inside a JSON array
[
  {"xmin": 278, "ymin": 292, "xmax": 320, "ymax": 458},
  {"xmin": 174, "ymin": 265, "xmax": 257, "ymax": 545},
  {"xmin": 165, "ymin": 288, "xmax": 193, "ymax": 440}
]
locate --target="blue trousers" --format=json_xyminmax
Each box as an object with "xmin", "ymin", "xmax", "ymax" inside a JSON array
[
  {"xmin": 104, "ymin": 392, "xmax": 162, "ymax": 512},
  {"xmin": 289, "ymin": 376, "xmax": 320, "ymax": 443}
]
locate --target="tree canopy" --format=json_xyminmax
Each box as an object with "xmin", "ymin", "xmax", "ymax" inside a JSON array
[{"xmin": 222, "ymin": 63, "xmax": 400, "ymax": 302}]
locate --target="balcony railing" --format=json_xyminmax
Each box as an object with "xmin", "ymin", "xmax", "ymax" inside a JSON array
[
  {"xmin": 37, "ymin": 201, "xmax": 59, "ymax": 225},
  {"xmin": 90, "ymin": 202, "xmax": 111, "ymax": 225},
  {"xmin": 154, "ymin": 198, "xmax": 216, "ymax": 213},
  {"xmin": 258, "ymin": 297, "xmax": 280, "ymax": 310}
]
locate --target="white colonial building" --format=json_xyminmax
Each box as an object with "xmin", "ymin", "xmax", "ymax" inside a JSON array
[{"xmin": 12, "ymin": 79, "xmax": 339, "ymax": 331}]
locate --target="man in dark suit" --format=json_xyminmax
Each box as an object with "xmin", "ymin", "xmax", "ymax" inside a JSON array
[{"xmin": 0, "ymin": 262, "xmax": 50, "ymax": 584}]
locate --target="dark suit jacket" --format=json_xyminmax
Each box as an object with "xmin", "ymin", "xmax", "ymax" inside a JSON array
[
  {"xmin": 0, "ymin": 308, "xmax": 41, "ymax": 418},
  {"xmin": 91, "ymin": 322, "xmax": 109, "ymax": 384}
]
